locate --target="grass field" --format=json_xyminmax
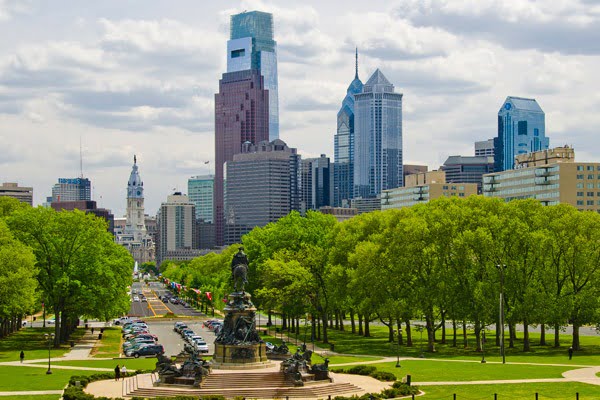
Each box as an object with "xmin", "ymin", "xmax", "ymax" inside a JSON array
[
  {"xmin": 0, "ymin": 328, "xmax": 84, "ymax": 362},
  {"xmin": 419, "ymin": 381, "xmax": 599, "ymax": 399},
  {"xmin": 0, "ymin": 366, "xmax": 100, "ymax": 391},
  {"xmin": 0, "ymin": 396, "xmax": 60, "ymax": 400},
  {"xmin": 90, "ymin": 327, "xmax": 121, "ymax": 358}
]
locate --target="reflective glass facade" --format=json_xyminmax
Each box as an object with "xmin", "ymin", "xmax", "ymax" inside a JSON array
[
  {"xmin": 353, "ymin": 69, "xmax": 403, "ymax": 198},
  {"xmin": 227, "ymin": 11, "xmax": 279, "ymax": 140},
  {"xmin": 333, "ymin": 51, "xmax": 363, "ymax": 206},
  {"xmin": 51, "ymin": 177, "xmax": 91, "ymax": 202},
  {"xmin": 188, "ymin": 175, "xmax": 214, "ymax": 223},
  {"xmin": 494, "ymin": 96, "xmax": 549, "ymax": 172}
]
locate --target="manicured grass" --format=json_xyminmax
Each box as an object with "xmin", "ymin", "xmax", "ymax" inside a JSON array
[
  {"xmin": 90, "ymin": 327, "xmax": 122, "ymax": 358},
  {"xmin": 0, "ymin": 328, "xmax": 83, "ymax": 362},
  {"xmin": 419, "ymin": 382, "xmax": 599, "ymax": 399},
  {"xmin": 361, "ymin": 360, "xmax": 573, "ymax": 382},
  {"xmin": 0, "ymin": 365, "xmax": 98, "ymax": 391},
  {"xmin": 307, "ymin": 324, "xmax": 600, "ymax": 365},
  {"xmin": 0, "ymin": 396, "xmax": 60, "ymax": 400},
  {"xmin": 32, "ymin": 358, "xmax": 157, "ymax": 370}
]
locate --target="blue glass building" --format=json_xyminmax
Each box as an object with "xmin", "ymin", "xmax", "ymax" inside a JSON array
[
  {"xmin": 353, "ymin": 69, "xmax": 403, "ymax": 198},
  {"xmin": 227, "ymin": 11, "xmax": 279, "ymax": 140},
  {"xmin": 494, "ymin": 96, "xmax": 549, "ymax": 172},
  {"xmin": 333, "ymin": 50, "xmax": 363, "ymax": 206}
]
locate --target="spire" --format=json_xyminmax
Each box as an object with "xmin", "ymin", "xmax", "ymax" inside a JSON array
[
  {"xmin": 355, "ymin": 47, "xmax": 359, "ymax": 80},
  {"xmin": 134, "ymin": 154, "xmax": 137, "ymax": 165}
]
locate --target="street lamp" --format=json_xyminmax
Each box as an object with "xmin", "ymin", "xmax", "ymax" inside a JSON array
[
  {"xmin": 396, "ymin": 328, "xmax": 402, "ymax": 368},
  {"xmin": 496, "ymin": 264, "xmax": 507, "ymax": 364},
  {"xmin": 43, "ymin": 333, "xmax": 55, "ymax": 374}
]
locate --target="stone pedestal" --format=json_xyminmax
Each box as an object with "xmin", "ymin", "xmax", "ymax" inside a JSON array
[{"xmin": 211, "ymin": 292, "xmax": 270, "ymax": 369}]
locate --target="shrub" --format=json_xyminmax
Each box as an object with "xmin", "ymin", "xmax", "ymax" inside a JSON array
[
  {"xmin": 391, "ymin": 381, "xmax": 420, "ymax": 395},
  {"xmin": 346, "ymin": 365, "xmax": 377, "ymax": 375},
  {"xmin": 63, "ymin": 386, "xmax": 94, "ymax": 400},
  {"xmin": 199, "ymin": 396, "xmax": 225, "ymax": 400},
  {"xmin": 369, "ymin": 370, "xmax": 397, "ymax": 381}
]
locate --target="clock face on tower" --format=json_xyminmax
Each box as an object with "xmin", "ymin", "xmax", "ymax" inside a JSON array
[
  {"xmin": 504, "ymin": 103, "xmax": 511, "ymax": 110},
  {"xmin": 137, "ymin": 190, "xmax": 141, "ymax": 196}
]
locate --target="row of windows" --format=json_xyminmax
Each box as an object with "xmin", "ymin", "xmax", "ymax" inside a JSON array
[
  {"xmin": 576, "ymin": 192, "xmax": 600, "ymax": 197},
  {"xmin": 576, "ymin": 174, "xmax": 600, "ymax": 179},
  {"xmin": 576, "ymin": 165, "xmax": 600, "ymax": 171},
  {"xmin": 576, "ymin": 200, "xmax": 600, "ymax": 206}
]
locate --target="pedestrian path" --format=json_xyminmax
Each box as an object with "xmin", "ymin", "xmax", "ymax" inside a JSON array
[{"xmin": 0, "ymin": 390, "xmax": 63, "ymax": 397}]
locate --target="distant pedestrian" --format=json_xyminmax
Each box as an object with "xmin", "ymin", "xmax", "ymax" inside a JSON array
[
  {"xmin": 114, "ymin": 364, "xmax": 120, "ymax": 381},
  {"xmin": 91, "ymin": 327, "xmax": 94, "ymax": 334},
  {"xmin": 568, "ymin": 347, "xmax": 573, "ymax": 360},
  {"xmin": 121, "ymin": 365, "xmax": 127, "ymax": 378},
  {"xmin": 19, "ymin": 350, "xmax": 24, "ymax": 363}
]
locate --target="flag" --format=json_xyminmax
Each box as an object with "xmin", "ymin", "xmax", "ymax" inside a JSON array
[{"xmin": 206, "ymin": 292, "xmax": 213, "ymax": 301}]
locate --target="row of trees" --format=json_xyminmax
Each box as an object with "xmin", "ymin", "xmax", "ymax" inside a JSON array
[
  {"xmin": 163, "ymin": 196, "xmax": 600, "ymax": 352},
  {"xmin": 0, "ymin": 197, "xmax": 133, "ymax": 346}
]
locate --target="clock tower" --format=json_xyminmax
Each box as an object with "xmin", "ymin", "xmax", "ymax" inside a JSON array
[{"xmin": 125, "ymin": 155, "xmax": 147, "ymax": 241}]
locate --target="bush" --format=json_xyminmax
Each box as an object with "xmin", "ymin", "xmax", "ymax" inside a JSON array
[
  {"xmin": 199, "ymin": 396, "xmax": 225, "ymax": 400},
  {"xmin": 63, "ymin": 386, "xmax": 95, "ymax": 400},
  {"xmin": 391, "ymin": 381, "xmax": 420, "ymax": 395},
  {"xmin": 346, "ymin": 365, "xmax": 377, "ymax": 375},
  {"xmin": 369, "ymin": 370, "xmax": 397, "ymax": 381}
]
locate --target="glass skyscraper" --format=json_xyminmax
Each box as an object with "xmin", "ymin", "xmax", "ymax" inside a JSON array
[
  {"xmin": 51, "ymin": 177, "xmax": 91, "ymax": 202},
  {"xmin": 227, "ymin": 11, "xmax": 279, "ymax": 140},
  {"xmin": 333, "ymin": 50, "xmax": 363, "ymax": 206},
  {"xmin": 188, "ymin": 175, "xmax": 214, "ymax": 223},
  {"xmin": 494, "ymin": 96, "xmax": 549, "ymax": 172},
  {"xmin": 353, "ymin": 69, "xmax": 403, "ymax": 198}
]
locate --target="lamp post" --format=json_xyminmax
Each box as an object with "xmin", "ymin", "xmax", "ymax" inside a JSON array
[
  {"xmin": 496, "ymin": 264, "xmax": 507, "ymax": 364},
  {"xmin": 396, "ymin": 328, "xmax": 402, "ymax": 368},
  {"xmin": 43, "ymin": 333, "xmax": 55, "ymax": 374}
]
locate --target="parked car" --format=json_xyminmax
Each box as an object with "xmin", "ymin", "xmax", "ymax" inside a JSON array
[
  {"xmin": 129, "ymin": 344, "xmax": 164, "ymax": 358},
  {"xmin": 114, "ymin": 317, "xmax": 132, "ymax": 326},
  {"xmin": 124, "ymin": 343, "xmax": 154, "ymax": 356},
  {"xmin": 187, "ymin": 335, "xmax": 204, "ymax": 344},
  {"xmin": 193, "ymin": 339, "xmax": 209, "ymax": 354},
  {"xmin": 133, "ymin": 296, "xmax": 140, "ymax": 302},
  {"xmin": 180, "ymin": 328, "xmax": 194, "ymax": 338},
  {"xmin": 173, "ymin": 322, "xmax": 187, "ymax": 333},
  {"xmin": 123, "ymin": 339, "xmax": 155, "ymax": 351}
]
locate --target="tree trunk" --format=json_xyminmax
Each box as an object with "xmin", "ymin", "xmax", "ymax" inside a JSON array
[
  {"xmin": 334, "ymin": 311, "xmax": 339, "ymax": 330},
  {"xmin": 317, "ymin": 317, "xmax": 321, "ymax": 341},
  {"xmin": 405, "ymin": 319, "xmax": 413, "ymax": 347},
  {"xmin": 425, "ymin": 314, "xmax": 436, "ymax": 352},
  {"xmin": 397, "ymin": 319, "xmax": 404, "ymax": 345},
  {"xmin": 53, "ymin": 307, "xmax": 61, "ymax": 348},
  {"xmin": 310, "ymin": 314, "xmax": 316, "ymax": 342},
  {"xmin": 441, "ymin": 310, "xmax": 446, "ymax": 344},
  {"xmin": 268, "ymin": 310, "xmax": 272, "ymax": 326},
  {"xmin": 339, "ymin": 311, "xmax": 344, "ymax": 331},
  {"xmin": 322, "ymin": 311, "xmax": 329, "ymax": 344},
  {"xmin": 387, "ymin": 317, "xmax": 394, "ymax": 342},
  {"xmin": 554, "ymin": 323, "xmax": 560, "ymax": 348},
  {"xmin": 572, "ymin": 322, "xmax": 581, "ymax": 351},
  {"xmin": 539, "ymin": 323, "xmax": 546, "ymax": 346},
  {"xmin": 282, "ymin": 313, "xmax": 287, "ymax": 330},
  {"xmin": 452, "ymin": 319, "xmax": 457, "ymax": 347},
  {"xmin": 475, "ymin": 321, "xmax": 482, "ymax": 352},
  {"xmin": 495, "ymin": 315, "xmax": 501, "ymax": 346},
  {"xmin": 350, "ymin": 310, "xmax": 356, "ymax": 334},
  {"xmin": 358, "ymin": 314, "xmax": 363, "ymax": 336},
  {"xmin": 462, "ymin": 320, "xmax": 468, "ymax": 348},
  {"xmin": 523, "ymin": 319, "xmax": 530, "ymax": 352},
  {"xmin": 364, "ymin": 315, "xmax": 370, "ymax": 337},
  {"xmin": 508, "ymin": 323, "xmax": 515, "ymax": 348}
]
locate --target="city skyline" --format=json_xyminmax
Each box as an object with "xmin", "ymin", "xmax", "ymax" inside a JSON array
[{"xmin": 1, "ymin": 0, "xmax": 599, "ymax": 216}]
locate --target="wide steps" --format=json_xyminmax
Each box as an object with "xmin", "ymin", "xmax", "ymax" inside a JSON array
[
  {"xmin": 129, "ymin": 382, "xmax": 361, "ymax": 399},
  {"xmin": 201, "ymin": 371, "xmax": 288, "ymax": 389}
]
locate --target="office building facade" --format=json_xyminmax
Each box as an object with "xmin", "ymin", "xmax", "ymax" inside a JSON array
[
  {"xmin": 188, "ymin": 175, "xmax": 214, "ymax": 223},
  {"xmin": 227, "ymin": 11, "xmax": 279, "ymax": 140},
  {"xmin": 51, "ymin": 177, "xmax": 91, "ymax": 202},
  {"xmin": 494, "ymin": 96, "xmax": 549, "ymax": 172},
  {"xmin": 50, "ymin": 200, "xmax": 115, "ymax": 234},
  {"xmin": 224, "ymin": 139, "xmax": 300, "ymax": 245},
  {"xmin": 333, "ymin": 50, "xmax": 363, "ymax": 207},
  {"xmin": 475, "ymin": 138, "xmax": 495, "ymax": 157},
  {"xmin": 0, "ymin": 182, "xmax": 33, "ymax": 205},
  {"xmin": 354, "ymin": 69, "xmax": 403, "ymax": 198},
  {"xmin": 156, "ymin": 192, "xmax": 200, "ymax": 267},
  {"xmin": 301, "ymin": 154, "xmax": 332, "ymax": 213},
  {"xmin": 441, "ymin": 155, "xmax": 494, "ymax": 193}
]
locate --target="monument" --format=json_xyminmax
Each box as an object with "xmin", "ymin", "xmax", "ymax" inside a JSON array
[{"xmin": 212, "ymin": 247, "xmax": 269, "ymax": 367}]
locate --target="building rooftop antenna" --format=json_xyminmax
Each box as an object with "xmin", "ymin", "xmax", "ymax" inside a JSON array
[{"xmin": 79, "ymin": 136, "xmax": 84, "ymax": 179}]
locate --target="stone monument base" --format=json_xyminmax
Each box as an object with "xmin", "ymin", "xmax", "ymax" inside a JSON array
[{"xmin": 211, "ymin": 342, "xmax": 271, "ymax": 369}]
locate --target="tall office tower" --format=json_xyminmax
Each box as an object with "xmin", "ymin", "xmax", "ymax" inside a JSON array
[
  {"xmin": 494, "ymin": 96, "xmax": 549, "ymax": 172},
  {"xmin": 301, "ymin": 154, "xmax": 332, "ymax": 213},
  {"xmin": 228, "ymin": 11, "xmax": 279, "ymax": 140},
  {"xmin": 214, "ymin": 69, "xmax": 270, "ymax": 246},
  {"xmin": 0, "ymin": 182, "xmax": 33, "ymax": 205},
  {"xmin": 475, "ymin": 138, "xmax": 495, "ymax": 157},
  {"xmin": 333, "ymin": 49, "xmax": 363, "ymax": 207},
  {"xmin": 51, "ymin": 200, "xmax": 115, "ymax": 234},
  {"xmin": 115, "ymin": 156, "xmax": 154, "ymax": 264},
  {"xmin": 224, "ymin": 139, "xmax": 300, "ymax": 245},
  {"xmin": 441, "ymin": 155, "xmax": 494, "ymax": 193},
  {"xmin": 354, "ymin": 69, "xmax": 403, "ymax": 198},
  {"xmin": 156, "ymin": 192, "xmax": 200, "ymax": 268},
  {"xmin": 50, "ymin": 177, "xmax": 91, "ymax": 202},
  {"xmin": 188, "ymin": 175, "xmax": 214, "ymax": 223}
]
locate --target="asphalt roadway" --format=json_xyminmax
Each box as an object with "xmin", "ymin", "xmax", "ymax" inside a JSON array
[{"xmin": 128, "ymin": 281, "xmax": 205, "ymax": 318}]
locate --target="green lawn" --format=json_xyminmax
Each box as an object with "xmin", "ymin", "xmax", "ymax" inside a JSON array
[
  {"xmin": 0, "ymin": 328, "xmax": 84, "ymax": 362},
  {"xmin": 90, "ymin": 327, "xmax": 122, "ymax": 358},
  {"xmin": 0, "ymin": 396, "xmax": 60, "ymax": 400},
  {"xmin": 0, "ymin": 366, "xmax": 99, "ymax": 391},
  {"xmin": 302, "ymin": 324, "xmax": 600, "ymax": 365},
  {"xmin": 32, "ymin": 358, "xmax": 156, "ymax": 370},
  {"xmin": 419, "ymin": 382, "xmax": 600, "ymax": 399},
  {"xmin": 357, "ymin": 360, "xmax": 573, "ymax": 382}
]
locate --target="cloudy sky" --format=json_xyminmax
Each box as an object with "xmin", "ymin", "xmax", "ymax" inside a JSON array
[{"xmin": 2, "ymin": 0, "xmax": 600, "ymax": 216}]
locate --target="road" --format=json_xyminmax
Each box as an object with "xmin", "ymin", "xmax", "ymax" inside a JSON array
[{"xmin": 127, "ymin": 281, "xmax": 205, "ymax": 318}]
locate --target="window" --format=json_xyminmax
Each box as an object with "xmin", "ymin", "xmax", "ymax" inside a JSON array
[
  {"xmin": 588, "ymin": 165, "xmax": 594, "ymax": 171},
  {"xmin": 577, "ymin": 200, "xmax": 584, "ymax": 205},
  {"xmin": 518, "ymin": 121, "xmax": 528, "ymax": 135},
  {"xmin": 588, "ymin": 192, "xmax": 595, "ymax": 197},
  {"xmin": 588, "ymin": 183, "xmax": 595, "ymax": 189},
  {"xmin": 587, "ymin": 200, "xmax": 594, "ymax": 206},
  {"xmin": 589, "ymin": 175, "xmax": 595, "ymax": 179},
  {"xmin": 231, "ymin": 49, "xmax": 245, "ymax": 58},
  {"xmin": 459, "ymin": 193, "xmax": 465, "ymax": 197},
  {"xmin": 577, "ymin": 183, "xmax": 584, "ymax": 188},
  {"xmin": 577, "ymin": 192, "xmax": 584, "ymax": 197},
  {"xmin": 534, "ymin": 128, "xmax": 539, "ymax": 137},
  {"xmin": 577, "ymin": 165, "xmax": 584, "ymax": 171},
  {"xmin": 577, "ymin": 174, "xmax": 584, "ymax": 179}
]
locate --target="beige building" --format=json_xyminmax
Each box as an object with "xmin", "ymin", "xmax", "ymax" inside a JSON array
[
  {"xmin": 319, "ymin": 206, "xmax": 358, "ymax": 222},
  {"xmin": 382, "ymin": 170, "xmax": 478, "ymax": 210},
  {"xmin": 156, "ymin": 192, "xmax": 199, "ymax": 267},
  {"xmin": 0, "ymin": 182, "xmax": 33, "ymax": 205},
  {"xmin": 483, "ymin": 146, "xmax": 600, "ymax": 211}
]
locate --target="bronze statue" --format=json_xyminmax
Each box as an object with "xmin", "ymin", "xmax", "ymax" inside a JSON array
[{"xmin": 231, "ymin": 247, "xmax": 249, "ymax": 292}]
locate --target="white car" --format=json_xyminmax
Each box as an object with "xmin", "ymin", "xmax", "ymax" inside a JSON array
[
  {"xmin": 193, "ymin": 339, "xmax": 209, "ymax": 354},
  {"xmin": 133, "ymin": 296, "xmax": 140, "ymax": 302}
]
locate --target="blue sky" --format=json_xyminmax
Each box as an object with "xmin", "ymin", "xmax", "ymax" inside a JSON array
[{"xmin": 1, "ymin": 0, "xmax": 599, "ymax": 216}]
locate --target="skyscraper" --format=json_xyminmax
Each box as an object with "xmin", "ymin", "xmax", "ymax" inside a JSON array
[
  {"xmin": 0, "ymin": 182, "xmax": 33, "ymax": 205},
  {"xmin": 188, "ymin": 175, "xmax": 214, "ymax": 223},
  {"xmin": 156, "ymin": 192, "xmax": 200, "ymax": 267},
  {"xmin": 494, "ymin": 96, "xmax": 549, "ymax": 172},
  {"xmin": 333, "ymin": 49, "xmax": 363, "ymax": 207},
  {"xmin": 224, "ymin": 139, "xmax": 300, "ymax": 245},
  {"xmin": 50, "ymin": 177, "xmax": 91, "ymax": 202},
  {"xmin": 354, "ymin": 69, "xmax": 403, "ymax": 198},
  {"xmin": 301, "ymin": 154, "xmax": 332, "ymax": 213},
  {"xmin": 227, "ymin": 11, "xmax": 279, "ymax": 140}
]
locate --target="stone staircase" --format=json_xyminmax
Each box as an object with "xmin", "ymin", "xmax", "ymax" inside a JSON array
[{"xmin": 124, "ymin": 371, "xmax": 362, "ymax": 399}]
